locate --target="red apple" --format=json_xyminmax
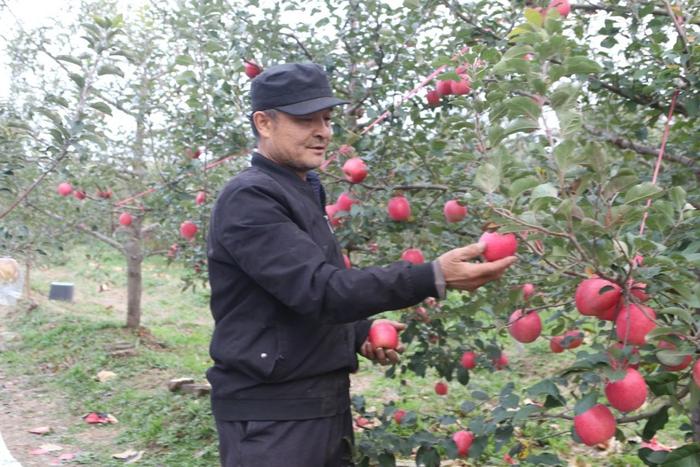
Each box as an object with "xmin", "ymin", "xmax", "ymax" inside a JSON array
[
  {"xmin": 629, "ymin": 280, "xmax": 650, "ymax": 302},
  {"xmin": 435, "ymin": 381, "xmax": 448, "ymax": 396},
  {"xmin": 575, "ymin": 277, "xmax": 622, "ymax": 317},
  {"xmin": 426, "ymin": 89, "xmax": 440, "ymax": 107},
  {"xmin": 574, "ymin": 404, "xmax": 616, "ymax": 446},
  {"xmin": 479, "ymin": 232, "xmax": 518, "ymax": 261},
  {"xmin": 460, "ymin": 351, "xmax": 477, "ymax": 369},
  {"xmin": 608, "ymin": 343, "xmax": 640, "ymax": 370},
  {"xmin": 598, "ymin": 301, "xmax": 621, "ymax": 321},
  {"xmin": 368, "ymin": 322, "xmax": 399, "ymax": 350},
  {"xmin": 244, "ymin": 61, "xmax": 262, "ymax": 79},
  {"xmin": 325, "ymin": 204, "xmax": 343, "ymax": 227},
  {"xmin": 387, "ymin": 195, "xmax": 411, "ymax": 222},
  {"xmin": 493, "ymin": 353, "xmax": 508, "ymax": 370},
  {"xmin": 118, "ymin": 212, "xmax": 132, "ymax": 226},
  {"xmin": 342, "ymin": 157, "xmax": 368, "ymax": 184},
  {"xmin": 401, "ymin": 248, "xmax": 424, "ymax": 265},
  {"xmin": 508, "ymin": 309, "xmax": 542, "ymax": 343},
  {"xmin": 179, "ymin": 220, "xmax": 198, "ymax": 240},
  {"xmin": 551, "ymin": 330, "xmax": 584, "ymax": 352},
  {"xmin": 657, "ymin": 340, "xmax": 692, "ymax": 372},
  {"xmin": 550, "ymin": 336, "xmax": 565, "ymax": 353},
  {"xmin": 343, "ymin": 254, "xmax": 351, "ymax": 269},
  {"xmin": 633, "ymin": 254, "xmax": 644, "ymax": 266},
  {"xmin": 336, "ymin": 192, "xmax": 357, "ymax": 212},
  {"xmin": 73, "ymin": 190, "xmax": 86, "ymax": 200},
  {"xmin": 522, "ymin": 283, "xmax": 535, "ymax": 300},
  {"xmin": 443, "ymin": 200, "xmax": 467, "ymax": 223},
  {"xmin": 605, "ymin": 368, "xmax": 647, "ymax": 412},
  {"xmin": 393, "ymin": 409, "xmax": 406, "ymax": 424},
  {"xmin": 195, "ymin": 191, "xmax": 206, "ymax": 205},
  {"xmin": 452, "ymin": 430, "xmax": 475, "ymax": 457},
  {"xmin": 548, "ymin": 0, "xmax": 571, "ymax": 17},
  {"xmin": 693, "ymin": 360, "xmax": 700, "ymax": 388},
  {"xmin": 436, "ymin": 80, "xmax": 453, "ymax": 96},
  {"xmin": 192, "ymin": 148, "xmax": 202, "ymax": 159},
  {"xmin": 57, "ymin": 182, "xmax": 73, "ymax": 196},
  {"xmin": 451, "ymin": 79, "xmax": 471, "ymax": 95},
  {"xmin": 615, "ymin": 304, "xmax": 656, "ymax": 346}
]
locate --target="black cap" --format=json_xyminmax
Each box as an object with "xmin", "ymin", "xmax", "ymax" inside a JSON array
[{"xmin": 251, "ymin": 63, "xmax": 349, "ymax": 115}]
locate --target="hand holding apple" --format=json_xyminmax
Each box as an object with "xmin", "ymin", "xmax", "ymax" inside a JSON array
[
  {"xmin": 437, "ymin": 242, "xmax": 517, "ymax": 291},
  {"xmin": 360, "ymin": 319, "xmax": 406, "ymax": 365}
]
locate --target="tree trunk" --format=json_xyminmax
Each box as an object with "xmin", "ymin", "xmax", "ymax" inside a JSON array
[{"xmin": 124, "ymin": 233, "xmax": 143, "ymax": 329}]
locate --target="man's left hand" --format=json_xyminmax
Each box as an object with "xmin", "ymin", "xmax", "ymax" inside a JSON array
[{"xmin": 359, "ymin": 319, "xmax": 406, "ymax": 365}]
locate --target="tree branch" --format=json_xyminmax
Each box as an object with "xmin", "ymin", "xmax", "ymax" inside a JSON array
[{"xmin": 589, "ymin": 77, "xmax": 687, "ymax": 116}]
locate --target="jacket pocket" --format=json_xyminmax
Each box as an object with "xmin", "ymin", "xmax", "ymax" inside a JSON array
[{"xmin": 214, "ymin": 324, "xmax": 279, "ymax": 381}]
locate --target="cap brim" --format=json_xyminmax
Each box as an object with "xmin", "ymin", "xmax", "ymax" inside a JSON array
[{"xmin": 274, "ymin": 96, "xmax": 350, "ymax": 116}]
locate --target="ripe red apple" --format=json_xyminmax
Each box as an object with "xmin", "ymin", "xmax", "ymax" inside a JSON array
[
  {"xmin": 633, "ymin": 254, "xmax": 644, "ymax": 266},
  {"xmin": 118, "ymin": 212, "xmax": 133, "ymax": 226},
  {"xmin": 629, "ymin": 280, "xmax": 650, "ymax": 302},
  {"xmin": 451, "ymin": 79, "xmax": 471, "ymax": 95},
  {"xmin": 192, "ymin": 148, "xmax": 202, "ymax": 159},
  {"xmin": 73, "ymin": 190, "xmax": 86, "ymax": 200},
  {"xmin": 615, "ymin": 304, "xmax": 656, "ymax": 346},
  {"xmin": 342, "ymin": 157, "xmax": 368, "ymax": 184},
  {"xmin": 508, "ymin": 309, "xmax": 542, "ymax": 343},
  {"xmin": 435, "ymin": 381, "xmax": 448, "ymax": 396},
  {"xmin": 550, "ymin": 336, "xmax": 565, "ymax": 353},
  {"xmin": 426, "ymin": 89, "xmax": 440, "ymax": 107},
  {"xmin": 401, "ymin": 248, "xmax": 424, "ymax": 265},
  {"xmin": 244, "ymin": 61, "xmax": 262, "ymax": 79},
  {"xmin": 336, "ymin": 192, "xmax": 357, "ymax": 212},
  {"xmin": 343, "ymin": 254, "xmax": 351, "ymax": 269},
  {"xmin": 368, "ymin": 322, "xmax": 399, "ymax": 350},
  {"xmin": 693, "ymin": 360, "xmax": 700, "ymax": 388},
  {"xmin": 522, "ymin": 283, "xmax": 535, "ymax": 300},
  {"xmin": 393, "ymin": 409, "xmax": 406, "ymax": 424},
  {"xmin": 605, "ymin": 368, "xmax": 647, "ymax": 412},
  {"xmin": 574, "ymin": 404, "xmax": 616, "ymax": 446},
  {"xmin": 325, "ymin": 204, "xmax": 343, "ymax": 227},
  {"xmin": 479, "ymin": 232, "xmax": 518, "ymax": 261},
  {"xmin": 551, "ymin": 330, "xmax": 584, "ymax": 353},
  {"xmin": 57, "ymin": 182, "xmax": 73, "ymax": 196},
  {"xmin": 460, "ymin": 351, "xmax": 477, "ymax": 369},
  {"xmin": 575, "ymin": 277, "xmax": 622, "ymax": 317},
  {"xmin": 436, "ymin": 80, "xmax": 453, "ymax": 96},
  {"xmin": 548, "ymin": 0, "xmax": 571, "ymax": 17},
  {"xmin": 179, "ymin": 220, "xmax": 198, "ymax": 240},
  {"xmin": 387, "ymin": 195, "xmax": 411, "ymax": 222},
  {"xmin": 452, "ymin": 430, "xmax": 475, "ymax": 457},
  {"xmin": 598, "ymin": 301, "xmax": 621, "ymax": 321},
  {"xmin": 657, "ymin": 340, "xmax": 692, "ymax": 371},
  {"xmin": 493, "ymin": 353, "xmax": 508, "ymax": 370},
  {"xmin": 443, "ymin": 200, "xmax": 467, "ymax": 223},
  {"xmin": 195, "ymin": 191, "xmax": 206, "ymax": 205},
  {"xmin": 608, "ymin": 343, "xmax": 640, "ymax": 370}
]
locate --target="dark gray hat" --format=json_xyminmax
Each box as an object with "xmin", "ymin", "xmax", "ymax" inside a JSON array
[{"xmin": 251, "ymin": 63, "xmax": 349, "ymax": 115}]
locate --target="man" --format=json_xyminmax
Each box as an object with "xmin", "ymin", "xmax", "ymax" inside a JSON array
[{"xmin": 207, "ymin": 62, "xmax": 516, "ymax": 467}]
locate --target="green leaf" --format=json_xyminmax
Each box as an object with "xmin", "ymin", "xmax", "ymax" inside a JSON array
[
  {"xmin": 564, "ymin": 56, "xmax": 602, "ymax": 75},
  {"xmin": 474, "ymin": 163, "xmax": 500, "ymax": 193},
  {"xmin": 525, "ymin": 453, "xmax": 562, "ymax": 465},
  {"xmin": 377, "ymin": 452, "xmax": 396, "ymax": 467},
  {"xmin": 642, "ymin": 405, "xmax": 669, "ymax": 441},
  {"xmin": 524, "ymin": 8, "xmax": 543, "ymax": 27},
  {"xmin": 175, "ymin": 54, "xmax": 195, "ymax": 66},
  {"xmin": 97, "ymin": 65, "xmax": 124, "ymax": 77},
  {"xmin": 530, "ymin": 183, "xmax": 559, "ymax": 200},
  {"xmin": 656, "ymin": 349, "xmax": 691, "ymax": 367},
  {"xmin": 89, "ymin": 101, "xmax": 112, "ymax": 115},
  {"xmin": 69, "ymin": 73, "xmax": 85, "ymax": 89},
  {"xmin": 574, "ymin": 393, "xmax": 598, "ymax": 415},
  {"xmin": 56, "ymin": 55, "xmax": 82, "ymax": 66},
  {"xmin": 670, "ymin": 186, "xmax": 686, "ymax": 211},
  {"xmin": 504, "ymin": 96, "xmax": 541, "ymax": 119},
  {"xmin": 553, "ymin": 140, "xmax": 577, "ymax": 172},
  {"xmin": 509, "ymin": 176, "xmax": 540, "ymax": 198},
  {"xmin": 663, "ymin": 444, "xmax": 700, "ymax": 467},
  {"xmin": 624, "ymin": 182, "xmax": 663, "ymax": 204},
  {"xmin": 659, "ymin": 307, "xmax": 693, "ymax": 324}
]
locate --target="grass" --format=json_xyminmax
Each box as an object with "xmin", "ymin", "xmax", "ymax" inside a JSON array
[{"xmin": 0, "ymin": 242, "xmax": 691, "ymax": 466}]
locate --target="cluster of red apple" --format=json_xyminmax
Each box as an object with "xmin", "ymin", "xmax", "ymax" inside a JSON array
[
  {"xmin": 56, "ymin": 182, "xmax": 111, "ymax": 200},
  {"xmin": 425, "ymin": 64, "xmax": 472, "ymax": 107}
]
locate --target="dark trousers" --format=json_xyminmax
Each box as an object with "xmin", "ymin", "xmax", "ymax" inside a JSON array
[{"xmin": 215, "ymin": 409, "xmax": 355, "ymax": 467}]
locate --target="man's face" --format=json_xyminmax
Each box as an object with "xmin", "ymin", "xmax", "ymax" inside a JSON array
[{"xmin": 256, "ymin": 108, "xmax": 333, "ymax": 177}]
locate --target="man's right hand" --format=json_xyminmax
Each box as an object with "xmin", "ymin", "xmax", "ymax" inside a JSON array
[{"xmin": 437, "ymin": 242, "xmax": 516, "ymax": 292}]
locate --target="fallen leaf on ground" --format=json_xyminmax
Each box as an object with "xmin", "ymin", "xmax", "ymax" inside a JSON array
[
  {"xmin": 28, "ymin": 426, "xmax": 52, "ymax": 435},
  {"xmin": 82, "ymin": 412, "xmax": 118, "ymax": 424}
]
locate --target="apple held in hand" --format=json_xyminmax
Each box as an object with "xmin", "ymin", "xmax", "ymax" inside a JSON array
[
  {"xmin": 342, "ymin": 157, "xmax": 368, "ymax": 184},
  {"xmin": 479, "ymin": 232, "xmax": 517, "ymax": 261},
  {"xmin": 574, "ymin": 404, "xmax": 616, "ymax": 446},
  {"xmin": 401, "ymin": 248, "xmax": 424, "ymax": 265},
  {"xmin": 368, "ymin": 322, "xmax": 399, "ymax": 350}
]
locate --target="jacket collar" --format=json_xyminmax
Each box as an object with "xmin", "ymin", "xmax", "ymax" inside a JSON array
[{"xmin": 251, "ymin": 151, "xmax": 310, "ymax": 186}]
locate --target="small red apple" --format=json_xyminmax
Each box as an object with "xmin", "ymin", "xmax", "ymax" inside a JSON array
[
  {"xmin": 195, "ymin": 191, "xmax": 206, "ymax": 205},
  {"xmin": 325, "ymin": 204, "xmax": 343, "ymax": 227},
  {"xmin": 401, "ymin": 248, "xmax": 424, "ymax": 265},
  {"xmin": 550, "ymin": 336, "xmax": 565, "ymax": 353},
  {"xmin": 479, "ymin": 232, "xmax": 518, "ymax": 262},
  {"xmin": 508, "ymin": 309, "xmax": 542, "ymax": 343},
  {"xmin": 522, "ymin": 283, "xmax": 535, "ymax": 300},
  {"xmin": 436, "ymin": 80, "xmax": 453, "ymax": 96},
  {"xmin": 368, "ymin": 322, "xmax": 399, "ymax": 350},
  {"xmin": 608, "ymin": 343, "xmax": 640, "ymax": 370},
  {"xmin": 615, "ymin": 304, "xmax": 656, "ymax": 346},
  {"xmin": 605, "ymin": 368, "xmax": 647, "ymax": 412},
  {"xmin": 450, "ymin": 79, "xmax": 471, "ymax": 95},
  {"xmin": 551, "ymin": 330, "xmax": 584, "ymax": 353},
  {"xmin": 434, "ymin": 381, "xmax": 448, "ymax": 396},
  {"xmin": 73, "ymin": 190, "xmax": 86, "ymax": 200},
  {"xmin": 426, "ymin": 89, "xmax": 440, "ymax": 107},
  {"xmin": 343, "ymin": 254, "xmax": 351, "ymax": 269},
  {"xmin": 387, "ymin": 195, "xmax": 411, "ymax": 222},
  {"xmin": 443, "ymin": 200, "xmax": 467, "ymax": 223},
  {"xmin": 244, "ymin": 61, "xmax": 262, "ymax": 79},
  {"xmin": 452, "ymin": 430, "xmax": 475, "ymax": 457},
  {"xmin": 393, "ymin": 409, "xmax": 406, "ymax": 424},
  {"xmin": 342, "ymin": 157, "xmax": 368, "ymax": 184},
  {"xmin": 493, "ymin": 353, "xmax": 508, "ymax": 370},
  {"xmin": 693, "ymin": 360, "xmax": 700, "ymax": 388},
  {"xmin": 574, "ymin": 404, "xmax": 616, "ymax": 446},
  {"xmin": 460, "ymin": 351, "xmax": 477, "ymax": 369},
  {"xmin": 118, "ymin": 212, "xmax": 133, "ymax": 226},
  {"xmin": 575, "ymin": 277, "xmax": 622, "ymax": 317},
  {"xmin": 179, "ymin": 220, "xmax": 198, "ymax": 240},
  {"xmin": 548, "ymin": 0, "xmax": 571, "ymax": 17},
  {"xmin": 336, "ymin": 192, "xmax": 357, "ymax": 212},
  {"xmin": 657, "ymin": 340, "xmax": 692, "ymax": 372},
  {"xmin": 57, "ymin": 182, "xmax": 73, "ymax": 196},
  {"xmin": 192, "ymin": 148, "xmax": 202, "ymax": 159}
]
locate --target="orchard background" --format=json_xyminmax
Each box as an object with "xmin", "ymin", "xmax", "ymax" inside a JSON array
[{"xmin": 0, "ymin": 0, "xmax": 699, "ymax": 465}]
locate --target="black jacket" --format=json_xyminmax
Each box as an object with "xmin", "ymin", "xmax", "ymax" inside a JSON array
[{"xmin": 207, "ymin": 153, "xmax": 438, "ymax": 421}]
